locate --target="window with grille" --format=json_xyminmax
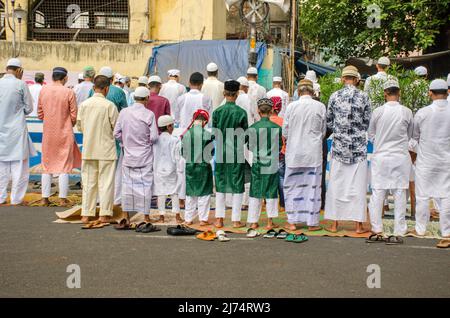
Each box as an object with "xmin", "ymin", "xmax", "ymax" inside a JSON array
[
  {"xmin": 0, "ymin": 1, "xmax": 6, "ymax": 40},
  {"xmin": 28, "ymin": 0, "xmax": 129, "ymax": 43}
]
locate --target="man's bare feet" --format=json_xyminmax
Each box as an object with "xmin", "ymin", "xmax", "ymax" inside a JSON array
[
  {"xmin": 176, "ymin": 214, "xmax": 184, "ymax": 224},
  {"xmin": 99, "ymin": 216, "xmax": 112, "ymax": 224},
  {"xmin": 144, "ymin": 215, "xmax": 151, "ymax": 223},
  {"xmin": 215, "ymin": 218, "xmax": 224, "ymax": 228},
  {"xmin": 158, "ymin": 215, "xmax": 165, "ymax": 223},
  {"xmin": 355, "ymin": 222, "xmax": 369, "ymax": 234},
  {"xmin": 38, "ymin": 198, "xmax": 51, "ymax": 207},
  {"xmin": 232, "ymin": 221, "xmax": 246, "ymax": 228},
  {"xmin": 308, "ymin": 226, "xmax": 322, "ymax": 231},
  {"xmin": 286, "ymin": 224, "xmax": 297, "ymax": 231},
  {"xmin": 179, "ymin": 199, "xmax": 185, "ymax": 209},
  {"xmin": 325, "ymin": 221, "xmax": 338, "ymax": 233},
  {"xmin": 199, "ymin": 221, "xmax": 210, "ymax": 226},
  {"xmin": 59, "ymin": 198, "xmax": 71, "ymax": 207},
  {"xmin": 250, "ymin": 223, "xmax": 259, "ymax": 229},
  {"xmin": 81, "ymin": 216, "xmax": 91, "ymax": 224},
  {"xmin": 185, "ymin": 221, "xmax": 194, "ymax": 226},
  {"xmin": 408, "ymin": 229, "xmax": 425, "ymax": 237},
  {"xmin": 242, "ymin": 205, "xmax": 249, "ymax": 210}
]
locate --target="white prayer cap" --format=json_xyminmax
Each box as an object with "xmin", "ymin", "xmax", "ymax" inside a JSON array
[
  {"xmin": 429, "ymin": 79, "xmax": 447, "ymax": 91},
  {"xmin": 237, "ymin": 76, "xmax": 249, "ymax": 87},
  {"xmin": 138, "ymin": 76, "xmax": 149, "ymax": 85},
  {"xmin": 447, "ymin": 73, "xmax": 450, "ymax": 87},
  {"xmin": 207, "ymin": 62, "xmax": 218, "ymax": 72},
  {"xmin": 99, "ymin": 66, "xmax": 113, "ymax": 78},
  {"xmin": 134, "ymin": 86, "xmax": 150, "ymax": 98},
  {"xmin": 273, "ymin": 76, "xmax": 282, "ymax": 82},
  {"xmin": 6, "ymin": 58, "xmax": 22, "ymax": 68},
  {"xmin": 305, "ymin": 70, "xmax": 317, "ymax": 83},
  {"xmin": 158, "ymin": 115, "xmax": 174, "ymax": 128},
  {"xmin": 78, "ymin": 73, "xmax": 84, "ymax": 80},
  {"xmin": 414, "ymin": 66, "xmax": 427, "ymax": 76},
  {"xmin": 383, "ymin": 79, "xmax": 400, "ymax": 90},
  {"xmin": 148, "ymin": 75, "xmax": 162, "ymax": 84},
  {"xmin": 168, "ymin": 69, "xmax": 180, "ymax": 77},
  {"xmin": 247, "ymin": 67, "xmax": 258, "ymax": 75},
  {"xmin": 119, "ymin": 77, "xmax": 127, "ymax": 84},
  {"xmin": 377, "ymin": 57, "xmax": 391, "ymax": 66}
]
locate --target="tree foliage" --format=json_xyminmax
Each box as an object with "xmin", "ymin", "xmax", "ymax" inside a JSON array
[{"xmin": 298, "ymin": 0, "xmax": 450, "ymax": 63}]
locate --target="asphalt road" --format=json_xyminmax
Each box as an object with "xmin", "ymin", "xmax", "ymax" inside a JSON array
[{"xmin": 0, "ymin": 206, "xmax": 448, "ymax": 298}]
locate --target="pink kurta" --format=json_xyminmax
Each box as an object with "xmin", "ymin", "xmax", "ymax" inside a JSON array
[{"xmin": 38, "ymin": 83, "xmax": 81, "ymax": 174}]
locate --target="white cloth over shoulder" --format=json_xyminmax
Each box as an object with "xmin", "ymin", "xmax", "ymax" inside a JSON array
[
  {"xmin": 283, "ymin": 96, "xmax": 326, "ymax": 168},
  {"xmin": 153, "ymin": 132, "xmax": 181, "ymax": 196},
  {"xmin": 0, "ymin": 74, "xmax": 36, "ymax": 161},
  {"xmin": 411, "ymin": 99, "xmax": 450, "ymax": 197},
  {"xmin": 368, "ymin": 101, "xmax": 413, "ymax": 189}
]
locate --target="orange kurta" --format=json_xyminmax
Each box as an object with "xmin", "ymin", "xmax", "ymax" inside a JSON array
[{"xmin": 38, "ymin": 83, "xmax": 81, "ymax": 174}]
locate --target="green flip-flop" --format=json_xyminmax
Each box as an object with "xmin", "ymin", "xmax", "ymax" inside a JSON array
[
  {"xmin": 293, "ymin": 234, "xmax": 309, "ymax": 243},
  {"xmin": 285, "ymin": 233, "xmax": 297, "ymax": 242}
]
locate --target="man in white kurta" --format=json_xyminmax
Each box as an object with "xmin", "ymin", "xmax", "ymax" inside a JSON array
[
  {"xmin": 324, "ymin": 66, "xmax": 372, "ymax": 233},
  {"xmin": 283, "ymin": 79, "xmax": 326, "ymax": 231},
  {"xmin": 267, "ymin": 76, "xmax": 289, "ymax": 117},
  {"xmin": 73, "ymin": 66, "xmax": 95, "ymax": 105},
  {"xmin": 410, "ymin": 79, "xmax": 450, "ymax": 243},
  {"xmin": 304, "ymin": 70, "xmax": 321, "ymax": 98},
  {"xmin": 0, "ymin": 58, "xmax": 37, "ymax": 205},
  {"xmin": 247, "ymin": 67, "xmax": 267, "ymax": 123},
  {"xmin": 201, "ymin": 63, "xmax": 224, "ymax": 111},
  {"xmin": 174, "ymin": 72, "xmax": 212, "ymax": 202},
  {"xmin": 160, "ymin": 69, "xmax": 187, "ymax": 115},
  {"xmin": 368, "ymin": 80, "xmax": 413, "ymax": 237},
  {"xmin": 28, "ymin": 72, "xmax": 45, "ymax": 117},
  {"xmin": 153, "ymin": 115, "xmax": 183, "ymax": 224}
]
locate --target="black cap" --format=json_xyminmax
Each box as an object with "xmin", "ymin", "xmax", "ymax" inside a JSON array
[
  {"xmin": 224, "ymin": 80, "xmax": 240, "ymax": 92},
  {"xmin": 52, "ymin": 67, "xmax": 68, "ymax": 76}
]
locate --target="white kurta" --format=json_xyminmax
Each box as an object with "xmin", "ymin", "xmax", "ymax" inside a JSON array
[
  {"xmin": 28, "ymin": 83, "xmax": 43, "ymax": 117},
  {"xmin": 267, "ymin": 87, "xmax": 290, "ymax": 117},
  {"xmin": 73, "ymin": 81, "xmax": 94, "ymax": 105},
  {"xmin": 411, "ymin": 99, "xmax": 450, "ymax": 198},
  {"xmin": 247, "ymin": 80, "xmax": 267, "ymax": 122},
  {"xmin": 160, "ymin": 80, "xmax": 187, "ymax": 115},
  {"xmin": 0, "ymin": 74, "xmax": 37, "ymax": 162},
  {"xmin": 282, "ymin": 96, "xmax": 326, "ymax": 168},
  {"xmin": 174, "ymin": 89, "xmax": 212, "ymax": 130},
  {"xmin": 364, "ymin": 71, "xmax": 388, "ymax": 92},
  {"xmin": 236, "ymin": 92, "xmax": 257, "ymax": 126},
  {"xmin": 368, "ymin": 101, "xmax": 413, "ymax": 189},
  {"xmin": 201, "ymin": 77, "xmax": 224, "ymax": 111},
  {"xmin": 153, "ymin": 132, "xmax": 181, "ymax": 196}
]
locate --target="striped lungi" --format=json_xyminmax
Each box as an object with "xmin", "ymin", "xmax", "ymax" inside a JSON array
[
  {"xmin": 121, "ymin": 164, "xmax": 153, "ymax": 215},
  {"xmin": 283, "ymin": 166, "xmax": 322, "ymax": 226}
]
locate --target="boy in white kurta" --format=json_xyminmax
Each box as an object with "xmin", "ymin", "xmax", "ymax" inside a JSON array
[
  {"xmin": 153, "ymin": 115, "xmax": 183, "ymax": 224},
  {"xmin": 410, "ymin": 79, "xmax": 450, "ymax": 247},
  {"xmin": 368, "ymin": 80, "xmax": 413, "ymax": 239}
]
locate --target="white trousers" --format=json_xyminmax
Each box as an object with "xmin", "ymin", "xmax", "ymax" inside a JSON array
[
  {"xmin": 369, "ymin": 189, "xmax": 407, "ymax": 236},
  {"xmin": 185, "ymin": 195, "xmax": 210, "ymax": 222},
  {"xmin": 215, "ymin": 192, "xmax": 244, "ymax": 222},
  {"xmin": 113, "ymin": 151, "xmax": 123, "ymax": 205},
  {"xmin": 42, "ymin": 173, "xmax": 69, "ymax": 198},
  {"xmin": 416, "ymin": 196, "xmax": 450, "ymax": 237},
  {"xmin": 0, "ymin": 159, "xmax": 29, "ymax": 205},
  {"xmin": 158, "ymin": 194, "xmax": 180, "ymax": 215},
  {"xmin": 242, "ymin": 183, "xmax": 250, "ymax": 206},
  {"xmin": 247, "ymin": 197, "xmax": 279, "ymax": 224}
]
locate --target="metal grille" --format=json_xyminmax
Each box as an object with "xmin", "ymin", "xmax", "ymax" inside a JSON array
[
  {"xmin": 0, "ymin": 1, "xmax": 6, "ymax": 40},
  {"xmin": 28, "ymin": 0, "xmax": 129, "ymax": 43}
]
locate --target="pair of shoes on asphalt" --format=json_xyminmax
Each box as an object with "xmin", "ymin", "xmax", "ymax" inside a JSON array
[
  {"xmin": 262, "ymin": 229, "xmax": 288, "ymax": 239},
  {"xmin": 167, "ymin": 225, "xmax": 198, "ymax": 236},
  {"xmin": 196, "ymin": 230, "xmax": 230, "ymax": 242},
  {"xmin": 366, "ymin": 234, "xmax": 404, "ymax": 245},
  {"xmin": 135, "ymin": 222, "xmax": 161, "ymax": 233}
]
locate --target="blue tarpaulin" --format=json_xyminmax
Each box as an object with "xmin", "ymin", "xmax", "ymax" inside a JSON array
[
  {"xmin": 295, "ymin": 59, "xmax": 337, "ymax": 76},
  {"xmin": 147, "ymin": 40, "xmax": 267, "ymax": 86}
]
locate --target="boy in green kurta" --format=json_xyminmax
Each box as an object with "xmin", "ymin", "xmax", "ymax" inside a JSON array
[
  {"xmin": 246, "ymin": 98, "xmax": 282, "ymax": 230},
  {"xmin": 212, "ymin": 80, "xmax": 249, "ymax": 228},
  {"xmin": 182, "ymin": 109, "xmax": 214, "ymax": 226}
]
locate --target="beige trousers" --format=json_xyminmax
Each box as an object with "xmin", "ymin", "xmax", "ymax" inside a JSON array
[{"xmin": 81, "ymin": 159, "xmax": 116, "ymax": 217}]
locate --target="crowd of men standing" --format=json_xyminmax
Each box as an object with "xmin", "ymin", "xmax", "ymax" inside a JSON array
[{"xmin": 0, "ymin": 56, "xmax": 449, "ymax": 248}]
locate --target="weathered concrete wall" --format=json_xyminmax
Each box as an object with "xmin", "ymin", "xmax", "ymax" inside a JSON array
[{"xmin": 0, "ymin": 41, "xmax": 154, "ymax": 77}]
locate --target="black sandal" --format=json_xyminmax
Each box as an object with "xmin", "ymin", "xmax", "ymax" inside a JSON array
[
  {"xmin": 366, "ymin": 234, "xmax": 385, "ymax": 243},
  {"xmin": 385, "ymin": 236, "xmax": 404, "ymax": 245},
  {"xmin": 140, "ymin": 223, "xmax": 161, "ymax": 233},
  {"xmin": 135, "ymin": 222, "xmax": 147, "ymax": 233}
]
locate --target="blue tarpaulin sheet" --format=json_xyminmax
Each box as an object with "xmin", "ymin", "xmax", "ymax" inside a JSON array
[
  {"xmin": 295, "ymin": 59, "xmax": 336, "ymax": 76},
  {"xmin": 148, "ymin": 40, "xmax": 267, "ymax": 86}
]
